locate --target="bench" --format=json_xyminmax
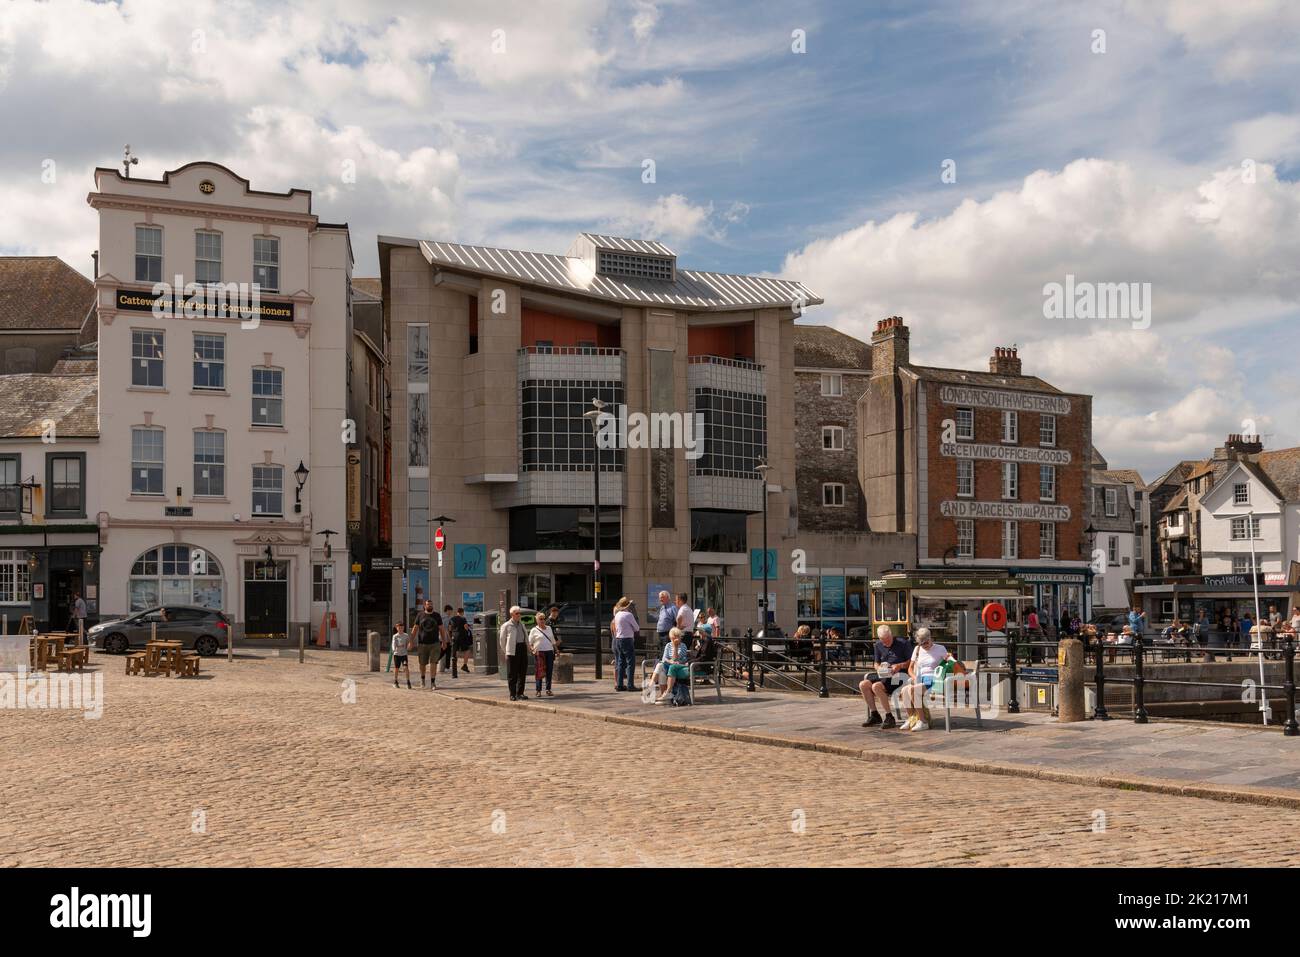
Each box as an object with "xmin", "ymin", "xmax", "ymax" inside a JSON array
[
  {"xmin": 641, "ymin": 655, "xmax": 723, "ymax": 705},
  {"xmin": 177, "ymin": 652, "xmax": 201, "ymax": 677},
  {"xmin": 891, "ymin": 665, "xmax": 983, "ymax": 732},
  {"xmin": 125, "ymin": 652, "xmax": 149, "ymax": 676},
  {"xmin": 55, "ymin": 645, "xmax": 90, "ymax": 672}
]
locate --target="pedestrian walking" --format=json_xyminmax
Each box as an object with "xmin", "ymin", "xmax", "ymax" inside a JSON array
[
  {"xmin": 546, "ymin": 605, "xmax": 563, "ymax": 652},
  {"xmin": 391, "ymin": 621, "xmax": 412, "ymax": 689},
  {"xmin": 655, "ymin": 591, "xmax": 675, "ymax": 649},
  {"xmin": 610, "ymin": 596, "xmax": 638, "ymax": 691},
  {"xmin": 413, "ymin": 599, "xmax": 445, "ymax": 689},
  {"xmin": 499, "ymin": 605, "xmax": 531, "ymax": 701},
  {"xmin": 440, "ymin": 604, "xmax": 456, "ymax": 670},
  {"xmin": 449, "ymin": 606, "xmax": 472, "ymax": 672},
  {"xmin": 1127, "ymin": 605, "xmax": 1146, "ymax": 641},
  {"xmin": 528, "ymin": 613, "xmax": 558, "ymax": 697},
  {"xmin": 69, "ymin": 591, "xmax": 88, "ymax": 635}
]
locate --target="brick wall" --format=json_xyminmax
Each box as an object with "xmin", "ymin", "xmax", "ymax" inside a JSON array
[{"xmin": 923, "ymin": 391, "xmax": 1091, "ymax": 562}]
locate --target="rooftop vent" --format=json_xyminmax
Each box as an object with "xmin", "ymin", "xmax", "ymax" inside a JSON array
[{"xmin": 568, "ymin": 233, "xmax": 676, "ymax": 283}]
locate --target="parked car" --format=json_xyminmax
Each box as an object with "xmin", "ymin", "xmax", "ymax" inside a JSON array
[{"xmin": 89, "ymin": 605, "xmax": 231, "ymax": 656}]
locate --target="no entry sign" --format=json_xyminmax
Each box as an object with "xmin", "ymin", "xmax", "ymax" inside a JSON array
[{"xmin": 434, "ymin": 527, "xmax": 445, "ymax": 552}]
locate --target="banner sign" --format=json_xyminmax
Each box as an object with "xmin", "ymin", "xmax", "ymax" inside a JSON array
[
  {"xmin": 648, "ymin": 348, "xmax": 675, "ymax": 528},
  {"xmin": 114, "ymin": 288, "xmax": 295, "ymax": 322},
  {"xmin": 940, "ymin": 442, "xmax": 1072, "ymax": 465},
  {"xmin": 938, "ymin": 385, "xmax": 1071, "ymax": 415},
  {"xmin": 750, "ymin": 548, "xmax": 778, "ymax": 581},
  {"xmin": 346, "ymin": 449, "xmax": 361, "ymax": 527},
  {"xmin": 940, "ymin": 500, "xmax": 1071, "ymax": 522}
]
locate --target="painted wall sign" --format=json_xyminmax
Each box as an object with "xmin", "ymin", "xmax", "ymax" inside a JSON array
[
  {"xmin": 648, "ymin": 348, "xmax": 675, "ymax": 528},
  {"xmin": 938, "ymin": 385, "xmax": 1071, "ymax": 415},
  {"xmin": 346, "ymin": 449, "xmax": 361, "ymax": 526},
  {"xmin": 940, "ymin": 442, "xmax": 1072, "ymax": 465},
  {"xmin": 939, "ymin": 500, "xmax": 1071, "ymax": 522},
  {"xmin": 164, "ymin": 506, "xmax": 194, "ymax": 517},
  {"xmin": 114, "ymin": 289, "xmax": 295, "ymax": 322}
]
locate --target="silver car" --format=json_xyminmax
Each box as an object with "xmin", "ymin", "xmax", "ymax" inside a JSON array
[{"xmin": 90, "ymin": 605, "xmax": 231, "ymax": 657}]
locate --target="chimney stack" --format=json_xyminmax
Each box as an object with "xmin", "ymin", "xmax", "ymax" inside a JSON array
[
  {"xmin": 870, "ymin": 316, "xmax": 910, "ymax": 377},
  {"xmin": 989, "ymin": 345, "xmax": 1022, "ymax": 376},
  {"xmin": 1224, "ymin": 432, "xmax": 1263, "ymax": 459}
]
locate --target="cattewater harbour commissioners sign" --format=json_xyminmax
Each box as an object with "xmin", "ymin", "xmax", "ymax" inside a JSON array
[
  {"xmin": 940, "ymin": 442, "xmax": 1072, "ymax": 464},
  {"xmin": 940, "ymin": 500, "xmax": 1071, "ymax": 522},
  {"xmin": 938, "ymin": 385, "xmax": 1071, "ymax": 415}
]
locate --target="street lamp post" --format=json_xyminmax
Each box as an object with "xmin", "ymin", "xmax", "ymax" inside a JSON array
[
  {"xmin": 1248, "ymin": 510, "xmax": 1267, "ymax": 724},
  {"xmin": 316, "ymin": 529, "xmax": 337, "ymax": 648},
  {"xmin": 752, "ymin": 460, "xmax": 771, "ymax": 693},
  {"xmin": 583, "ymin": 398, "xmax": 607, "ymax": 680},
  {"xmin": 430, "ymin": 514, "xmax": 456, "ymax": 677}
]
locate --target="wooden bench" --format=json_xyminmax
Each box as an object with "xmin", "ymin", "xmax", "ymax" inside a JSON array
[
  {"xmin": 125, "ymin": 652, "xmax": 149, "ymax": 676},
  {"xmin": 55, "ymin": 645, "xmax": 90, "ymax": 672},
  {"xmin": 177, "ymin": 652, "xmax": 201, "ymax": 677}
]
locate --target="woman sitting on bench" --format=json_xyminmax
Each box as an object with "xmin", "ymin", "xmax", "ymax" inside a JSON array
[{"xmin": 655, "ymin": 627, "xmax": 691, "ymax": 704}]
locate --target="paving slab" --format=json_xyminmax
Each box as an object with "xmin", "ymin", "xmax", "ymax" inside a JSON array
[{"xmin": 410, "ymin": 664, "xmax": 1300, "ymax": 808}]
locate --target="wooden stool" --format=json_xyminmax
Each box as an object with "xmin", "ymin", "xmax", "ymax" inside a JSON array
[{"xmin": 125, "ymin": 652, "xmax": 149, "ymax": 676}]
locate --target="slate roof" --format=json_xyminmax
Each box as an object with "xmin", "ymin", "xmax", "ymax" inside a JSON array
[
  {"xmin": 0, "ymin": 374, "xmax": 97, "ymax": 437},
  {"xmin": 793, "ymin": 324, "xmax": 871, "ymax": 370},
  {"xmin": 0, "ymin": 257, "xmax": 94, "ymax": 331},
  {"xmin": 1099, "ymin": 468, "xmax": 1145, "ymax": 487},
  {"xmin": 1255, "ymin": 447, "xmax": 1300, "ymax": 501},
  {"xmin": 352, "ymin": 277, "xmax": 382, "ymax": 301},
  {"xmin": 49, "ymin": 358, "xmax": 97, "ymax": 375},
  {"xmin": 906, "ymin": 365, "xmax": 1063, "ymax": 394}
]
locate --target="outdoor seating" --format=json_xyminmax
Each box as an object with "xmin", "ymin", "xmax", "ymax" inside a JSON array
[
  {"xmin": 125, "ymin": 652, "xmax": 149, "ymax": 676},
  {"xmin": 55, "ymin": 645, "xmax": 90, "ymax": 672},
  {"xmin": 178, "ymin": 652, "xmax": 201, "ymax": 677}
]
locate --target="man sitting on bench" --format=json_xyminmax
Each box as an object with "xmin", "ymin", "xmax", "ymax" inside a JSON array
[{"xmin": 859, "ymin": 624, "xmax": 913, "ymax": 730}]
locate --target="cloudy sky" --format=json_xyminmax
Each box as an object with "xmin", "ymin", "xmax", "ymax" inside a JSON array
[{"xmin": 1, "ymin": 0, "xmax": 1297, "ymax": 478}]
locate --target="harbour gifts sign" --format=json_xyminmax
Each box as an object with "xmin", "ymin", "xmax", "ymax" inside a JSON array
[{"xmin": 940, "ymin": 500, "xmax": 1071, "ymax": 522}]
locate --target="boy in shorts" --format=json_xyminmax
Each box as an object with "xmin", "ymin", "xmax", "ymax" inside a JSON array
[{"xmin": 392, "ymin": 621, "xmax": 412, "ymax": 689}]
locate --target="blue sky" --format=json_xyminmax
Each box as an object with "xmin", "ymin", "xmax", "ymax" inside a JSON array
[{"xmin": 1, "ymin": 0, "xmax": 1298, "ymax": 475}]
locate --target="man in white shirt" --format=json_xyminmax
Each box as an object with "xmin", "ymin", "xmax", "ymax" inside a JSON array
[
  {"xmin": 674, "ymin": 593, "xmax": 695, "ymax": 635},
  {"xmin": 498, "ymin": 606, "xmax": 531, "ymax": 701}
]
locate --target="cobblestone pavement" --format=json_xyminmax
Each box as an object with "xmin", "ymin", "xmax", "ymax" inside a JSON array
[{"xmin": 4, "ymin": 650, "xmax": 1299, "ymax": 867}]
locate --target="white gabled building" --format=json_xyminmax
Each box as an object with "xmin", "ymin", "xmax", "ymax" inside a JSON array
[
  {"xmin": 1199, "ymin": 452, "xmax": 1299, "ymax": 580},
  {"xmin": 87, "ymin": 161, "xmax": 353, "ymax": 647}
]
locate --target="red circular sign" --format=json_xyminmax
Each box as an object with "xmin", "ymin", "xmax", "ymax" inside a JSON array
[
  {"xmin": 434, "ymin": 527, "xmax": 445, "ymax": 552},
  {"xmin": 982, "ymin": 602, "xmax": 1007, "ymax": 631}
]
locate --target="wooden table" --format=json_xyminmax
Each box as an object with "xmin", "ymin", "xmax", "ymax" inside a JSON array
[
  {"xmin": 145, "ymin": 640, "xmax": 184, "ymax": 676},
  {"xmin": 32, "ymin": 634, "xmax": 70, "ymax": 671}
]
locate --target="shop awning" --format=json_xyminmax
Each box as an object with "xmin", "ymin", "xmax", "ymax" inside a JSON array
[{"xmin": 910, "ymin": 588, "xmax": 1026, "ymax": 599}]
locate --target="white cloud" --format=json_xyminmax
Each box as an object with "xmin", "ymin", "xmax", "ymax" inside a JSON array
[{"xmin": 781, "ymin": 158, "xmax": 1300, "ymax": 474}]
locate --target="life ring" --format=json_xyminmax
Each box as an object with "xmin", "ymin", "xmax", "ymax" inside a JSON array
[{"xmin": 982, "ymin": 602, "xmax": 1007, "ymax": 631}]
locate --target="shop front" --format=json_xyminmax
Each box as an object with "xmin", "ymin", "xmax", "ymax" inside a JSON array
[
  {"xmin": 1136, "ymin": 566, "xmax": 1298, "ymax": 627},
  {"xmin": 0, "ymin": 527, "xmax": 102, "ymax": 632},
  {"xmin": 1009, "ymin": 567, "xmax": 1092, "ymax": 632},
  {"xmin": 795, "ymin": 570, "xmax": 872, "ymax": 639},
  {"xmin": 869, "ymin": 570, "xmax": 1032, "ymax": 655}
]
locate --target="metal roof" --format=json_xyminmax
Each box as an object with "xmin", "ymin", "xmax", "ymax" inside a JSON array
[
  {"xmin": 578, "ymin": 233, "xmax": 676, "ymax": 258},
  {"xmin": 417, "ymin": 238, "xmax": 822, "ymax": 312}
]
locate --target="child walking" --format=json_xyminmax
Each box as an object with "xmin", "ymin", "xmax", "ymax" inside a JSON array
[{"xmin": 392, "ymin": 621, "xmax": 412, "ymax": 689}]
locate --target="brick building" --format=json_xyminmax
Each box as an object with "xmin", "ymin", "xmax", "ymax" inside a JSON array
[{"xmin": 858, "ymin": 317, "xmax": 1095, "ymax": 624}]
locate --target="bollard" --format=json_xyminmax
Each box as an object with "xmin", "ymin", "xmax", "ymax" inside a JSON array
[
  {"xmin": 554, "ymin": 652, "xmax": 574, "ymax": 683},
  {"xmin": 367, "ymin": 631, "xmax": 380, "ymax": 672},
  {"xmin": 1133, "ymin": 635, "xmax": 1148, "ymax": 724},
  {"xmin": 1056, "ymin": 637, "xmax": 1085, "ymax": 722},
  {"xmin": 1284, "ymin": 636, "xmax": 1298, "ymax": 737},
  {"xmin": 818, "ymin": 629, "xmax": 829, "ymax": 698},
  {"xmin": 745, "ymin": 628, "xmax": 756, "ymax": 692},
  {"xmin": 1007, "ymin": 632, "xmax": 1020, "ymax": 714},
  {"xmin": 299, "ymin": 625, "xmax": 305, "ymax": 664},
  {"xmin": 1092, "ymin": 637, "xmax": 1110, "ymax": 720}
]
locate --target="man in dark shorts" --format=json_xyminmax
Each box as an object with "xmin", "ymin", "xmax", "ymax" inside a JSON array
[
  {"xmin": 858, "ymin": 624, "xmax": 914, "ymax": 729},
  {"xmin": 449, "ymin": 606, "xmax": 472, "ymax": 673},
  {"xmin": 414, "ymin": 600, "xmax": 445, "ymax": 689}
]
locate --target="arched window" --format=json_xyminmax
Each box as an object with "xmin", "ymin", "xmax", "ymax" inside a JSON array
[{"xmin": 129, "ymin": 544, "xmax": 223, "ymax": 611}]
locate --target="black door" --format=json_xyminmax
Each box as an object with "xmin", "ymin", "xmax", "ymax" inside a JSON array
[
  {"xmin": 51, "ymin": 569, "xmax": 82, "ymax": 632},
  {"xmin": 244, "ymin": 560, "xmax": 288, "ymax": 639}
]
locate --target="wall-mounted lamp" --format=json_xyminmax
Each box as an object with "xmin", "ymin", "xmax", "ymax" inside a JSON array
[{"xmin": 294, "ymin": 460, "xmax": 310, "ymax": 514}]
